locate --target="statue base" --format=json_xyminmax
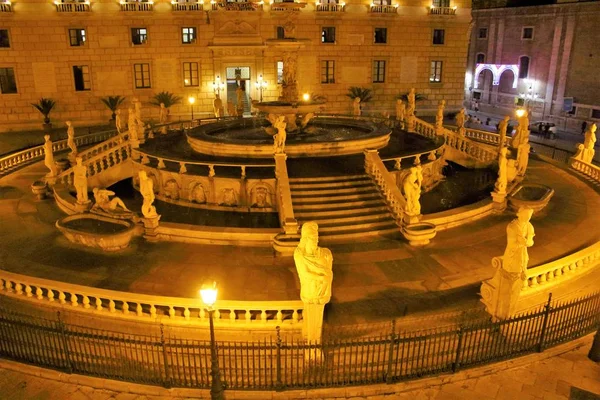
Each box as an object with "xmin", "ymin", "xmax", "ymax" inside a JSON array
[
  {"xmin": 480, "ymin": 257, "xmax": 524, "ymax": 321},
  {"xmin": 44, "ymin": 174, "xmax": 57, "ymax": 186},
  {"xmin": 406, "ymin": 115, "xmax": 415, "ymax": 132},
  {"xmin": 74, "ymin": 200, "xmax": 92, "ymax": 213},
  {"xmin": 302, "ymin": 302, "xmax": 325, "ymax": 345},
  {"xmin": 403, "ymin": 213, "xmax": 421, "ymax": 225},
  {"xmin": 142, "ymin": 215, "xmax": 161, "ymax": 241},
  {"xmin": 491, "ymin": 191, "xmax": 507, "ymax": 212},
  {"xmin": 130, "ymin": 138, "xmax": 140, "ymax": 149}
]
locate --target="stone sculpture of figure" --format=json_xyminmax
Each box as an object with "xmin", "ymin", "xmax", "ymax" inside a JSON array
[
  {"xmin": 283, "ymin": 53, "xmax": 297, "ymax": 85},
  {"xmin": 43, "ymin": 135, "xmax": 57, "ymax": 177},
  {"xmin": 236, "ymin": 86, "xmax": 245, "ymax": 114},
  {"xmin": 227, "ymin": 101, "xmax": 237, "ymax": 117},
  {"xmin": 252, "ymin": 186, "xmax": 271, "ymax": 208},
  {"xmin": 502, "ymin": 207, "xmax": 535, "ymax": 277},
  {"xmin": 283, "ymin": 19, "xmax": 296, "ymax": 38},
  {"xmin": 190, "ymin": 183, "xmax": 207, "ymax": 204},
  {"xmin": 516, "ymin": 138, "xmax": 531, "ymax": 177},
  {"xmin": 66, "ymin": 121, "xmax": 77, "ymax": 156},
  {"xmin": 213, "ymin": 94, "xmax": 224, "ymax": 118},
  {"xmin": 92, "ymin": 188, "xmax": 130, "ymax": 213},
  {"xmin": 497, "ymin": 116, "xmax": 510, "ymax": 149},
  {"xmin": 134, "ymin": 97, "xmax": 143, "ymax": 126},
  {"xmin": 300, "ymin": 112, "xmax": 314, "ymax": 129},
  {"xmin": 353, "ymin": 97, "xmax": 361, "ymax": 117},
  {"xmin": 127, "ymin": 106, "xmax": 138, "ymax": 141},
  {"xmin": 158, "ymin": 103, "xmax": 167, "ymax": 124},
  {"xmin": 407, "ymin": 88, "xmax": 416, "ymax": 117},
  {"xmin": 396, "ymin": 99, "xmax": 405, "ymax": 122},
  {"xmin": 115, "ymin": 109, "xmax": 124, "ymax": 134},
  {"xmin": 435, "ymin": 100, "xmax": 446, "ymax": 128},
  {"xmin": 575, "ymin": 123, "xmax": 598, "ymax": 163},
  {"xmin": 512, "ymin": 110, "xmax": 530, "ymax": 149},
  {"xmin": 456, "ymin": 108, "xmax": 466, "ymax": 136},
  {"xmin": 73, "ymin": 157, "xmax": 88, "ymax": 204},
  {"xmin": 495, "ymin": 147, "xmax": 508, "ymax": 194},
  {"xmin": 273, "ymin": 115, "xmax": 287, "ymax": 154},
  {"xmin": 139, "ymin": 170, "xmax": 158, "ymax": 218},
  {"xmin": 220, "ymin": 188, "xmax": 237, "ymax": 206},
  {"xmin": 164, "ymin": 180, "xmax": 179, "ymax": 200},
  {"xmin": 402, "ymin": 167, "xmax": 422, "ymax": 216},
  {"xmin": 294, "ymin": 222, "xmax": 333, "ymax": 305}
]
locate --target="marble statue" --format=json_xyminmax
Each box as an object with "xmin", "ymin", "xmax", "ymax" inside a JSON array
[
  {"xmin": 396, "ymin": 99, "xmax": 405, "ymax": 122},
  {"xmin": 190, "ymin": 183, "xmax": 207, "ymax": 204},
  {"xmin": 127, "ymin": 106, "xmax": 138, "ymax": 141},
  {"xmin": 115, "ymin": 109, "xmax": 124, "ymax": 134},
  {"xmin": 574, "ymin": 123, "xmax": 598, "ymax": 164},
  {"xmin": 516, "ymin": 138, "xmax": 531, "ymax": 177},
  {"xmin": 294, "ymin": 222, "xmax": 333, "ymax": 305},
  {"xmin": 494, "ymin": 147, "xmax": 508, "ymax": 194},
  {"xmin": 402, "ymin": 166, "xmax": 422, "ymax": 216},
  {"xmin": 283, "ymin": 19, "xmax": 296, "ymax": 38},
  {"xmin": 273, "ymin": 115, "xmax": 287, "ymax": 154},
  {"xmin": 502, "ymin": 207, "xmax": 535, "ymax": 277},
  {"xmin": 66, "ymin": 121, "xmax": 77, "ymax": 156},
  {"xmin": 92, "ymin": 188, "xmax": 130, "ymax": 213},
  {"xmin": 134, "ymin": 97, "xmax": 143, "ymax": 126},
  {"xmin": 456, "ymin": 108, "xmax": 466, "ymax": 136},
  {"xmin": 158, "ymin": 103, "xmax": 167, "ymax": 124},
  {"xmin": 512, "ymin": 110, "xmax": 530, "ymax": 149},
  {"xmin": 407, "ymin": 88, "xmax": 416, "ymax": 117},
  {"xmin": 73, "ymin": 157, "xmax": 88, "ymax": 204},
  {"xmin": 353, "ymin": 97, "xmax": 361, "ymax": 117},
  {"xmin": 497, "ymin": 116, "xmax": 510, "ymax": 150},
  {"xmin": 283, "ymin": 54, "xmax": 297, "ymax": 85},
  {"xmin": 236, "ymin": 86, "xmax": 245, "ymax": 114},
  {"xmin": 300, "ymin": 113, "xmax": 314, "ymax": 129},
  {"xmin": 139, "ymin": 170, "xmax": 158, "ymax": 218},
  {"xmin": 43, "ymin": 135, "xmax": 57, "ymax": 177},
  {"xmin": 213, "ymin": 94, "xmax": 224, "ymax": 118},
  {"xmin": 435, "ymin": 100, "xmax": 446, "ymax": 128},
  {"xmin": 227, "ymin": 101, "xmax": 237, "ymax": 117}
]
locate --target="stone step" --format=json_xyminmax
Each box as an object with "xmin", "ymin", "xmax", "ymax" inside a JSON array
[
  {"xmin": 317, "ymin": 220, "xmax": 397, "ymax": 233},
  {"xmin": 289, "ymin": 179, "xmax": 373, "ymax": 189},
  {"xmin": 292, "ymin": 192, "xmax": 382, "ymax": 204},
  {"xmin": 319, "ymin": 226, "xmax": 402, "ymax": 241},
  {"xmin": 293, "ymin": 199, "xmax": 385, "ymax": 210},
  {"xmin": 288, "ymin": 174, "xmax": 369, "ymax": 184},
  {"xmin": 291, "ymin": 185, "xmax": 377, "ymax": 197},
  {"xmin": 295, "ymin": 205, "xmax": 390, "ymax": 218},
  {"xmin": 298, "ymin": 212, "xmax": 392, "ymax": 226}
]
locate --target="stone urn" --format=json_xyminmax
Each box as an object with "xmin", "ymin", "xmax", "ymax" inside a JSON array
[
  {"xmin": 402, "ymin": 222, "xmax": 437, "ymax": 246},
  {"xmin": 31, "ymin": 180, "xmax": 47, "ymax": 200},
  {"xmin": 55, "ymin": 158, "xmax": 70, "ymax": 174}
]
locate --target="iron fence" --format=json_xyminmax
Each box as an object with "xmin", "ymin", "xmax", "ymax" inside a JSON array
[{"xmin": 0, "ymin": 292, "xmax": 598, "ymax": 390}]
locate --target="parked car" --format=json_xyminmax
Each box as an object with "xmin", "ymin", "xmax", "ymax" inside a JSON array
[{"xmin": 529, "ymin": 121, "xmax": 557, "ymax": 138}]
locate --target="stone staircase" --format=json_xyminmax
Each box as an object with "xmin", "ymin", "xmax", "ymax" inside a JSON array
[{"xmin": 289, "ymin": 174, "xmax": 401, "ymax": 242}]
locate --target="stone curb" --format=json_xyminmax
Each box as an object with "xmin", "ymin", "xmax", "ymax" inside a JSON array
[{"xmin": 0, "ymin": 334, "xmax": 594, "ymax": 399}]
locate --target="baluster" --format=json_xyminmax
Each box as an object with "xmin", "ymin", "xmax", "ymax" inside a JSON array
[
  {"xmin": 109, "ymin": 299, "xmax": 116, "ymax": 312},
  {"xmin": 83, "ymin": 295, "xmax": 91, "ymax": 309},
  {"xmin": 241, "ymin": 166, "xmax": 246, "ymax": 179},
  {"xmin": 150, "ymin": 304, "xmax": 157, "ymax": 318},
  {"xmin": 58, "ymin": 291, "xmax": 66, "ymax": 304},
  {"xmin": 47, "ymin": 289, "xmax": 55, "ymax": 302},
  {"xmin": 157, "ymin": 158, "xmax": 166, "ymax": 169},
  {"xmin": 71, "ymin": 293, "xmax": 78, "ymax": 307},
  {"xmin": 184, "ymin": 307, "xmax": 190, "ymax": 320},
  {"xmin": 292, "ymin": 309, "xmax": 299, "ymax": 323},
  {"xmin": 530, "ymin": 276, "xmax": 538, "ymax": 287},
  {"xmin": 136, "ymin": 303, "xmax": 143, "ymax": 316},
  {"xmin": 261, "ymin": 309, "xmax": 267, "ymax": 322},
  {"xmin": 96, "ymin": 297, "xmax": 103, "ymax": 311},
  {"xmin": 122, "ymin": 301, "xmax": 129, "ymax": 314},
  {"xmin": 179, "ymin": 162, "xmax": 187, "ymax": 174},
  {"xmin": 15, "ymin": 283, "xmax": 22, "ymax": 295},
  {"xmin": 522, "ymin": 279, "xmax": 529, "ymax": 290},
  {"xmin": 245, "ymin": 309, "xmax": 251, "ymax": 323},
  {"xmin": 209, "ymin": 165, "xmax": 215, "ymax": 177},
  {"xmin": 141, "ymin": 154, "xmax": 150, "ymax": 165},
  {"xmin": 169, "ymin": 306, "xmax": 175, "ymax": 318},
  {"xmin": 35, "ymin": 287, "xmax": 43, "ymax": 300},
  {"xmin": 276, "ymin": 310, "xmax": 283, "ymax": 322},
  {"xmin": 230, "ymin": 309, "xmax": 236, "ymax": 321},
  {"xmin": 25, "ymin": 284, "xmax": 32, "ymax": 297}
]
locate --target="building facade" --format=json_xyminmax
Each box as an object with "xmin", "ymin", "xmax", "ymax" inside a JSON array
[
  {"xmin": 467, "ymin": 0, "xmax": 600, "ymax": 132},
  {"xmin": 0, "ymin": 0, "xmax": 471, "ymax": 132}
]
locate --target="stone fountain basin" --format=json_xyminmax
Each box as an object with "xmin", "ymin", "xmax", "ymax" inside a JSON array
[
  {"xmin": 402, "ymin": 222, "xmax": 437, "ymax": 246},
  {"xmin": 253, "ymin": 101, "xmax": 324, "ymax": 115},
  {"xmin": 508, "ymin": 184, "xmax": 554, "ymax": 214},
  {"xmin": 56, "ymin": 214, "xmax": 136, "ymax": 252}
]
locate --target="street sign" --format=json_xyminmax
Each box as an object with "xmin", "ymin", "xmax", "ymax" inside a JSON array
[{"xmin": 563, "ymin": 97, "xmax": 574, "ymax": 113}]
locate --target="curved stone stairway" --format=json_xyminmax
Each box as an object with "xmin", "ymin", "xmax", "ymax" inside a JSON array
[{"xmin": 289, "ymin": 174, "xmax": 401, "ymax": 242}]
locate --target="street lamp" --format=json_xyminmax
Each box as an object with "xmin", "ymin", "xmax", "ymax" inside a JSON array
[
  {"xmin": 188, "ymin": 96, "xmax": 196, "ymax": 121},
  {"xmin": 212, "ymin": 75, "xmax": 225, "ymax": 97},
  {"xmin": 255, "ymin": 74, "xmax": 267, "ymax": 102},
  {"xmin": 200, "ymin": 282, "xmax": 224, "ymax": 400},
  {"xmin": 302, "ymin": 93, "xmax": 310, "ymax": 102}
]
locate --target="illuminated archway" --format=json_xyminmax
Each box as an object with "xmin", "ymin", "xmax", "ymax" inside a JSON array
[{"xmin": 473, "ymin": 64, "xmax": 519, "ymax": 89}]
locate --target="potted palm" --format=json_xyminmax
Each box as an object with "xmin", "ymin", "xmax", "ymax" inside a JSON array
[
  {"xmin": 31, "ymin": 98, "xmax": 56, "ymax": 130},
  {"xmin": 150, "ymin": 91, "xmax": 182, "ymax": 122},
  {"xmin": 346, "ymin": 87, "xmax": 373, "ymax": 103},
  {"xmin": 100, "ymin": 95, "xmax": 127, "ymax": 124},
  {"xmin": 397, "ymin": 91, "xmax": 427, "ymax": 103}
]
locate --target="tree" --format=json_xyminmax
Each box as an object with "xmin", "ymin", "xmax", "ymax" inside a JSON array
[
  {"xmin": 150, "ymin": 91, "xmax": 182, "ymax": 109},
  {"xmin": 397, "ymin": 92, "xmax": 427, "ymax": 102},
  {"xmin": 31, "ymin": 98, "xmax": 56, "ymax": 125},
  {"xmin": 346, "ymin": 87, "xmax": 373, "ymax": 103},
  {"xmin": 100, "ymin": 96, "xmax": 126, "ymax": 120}
]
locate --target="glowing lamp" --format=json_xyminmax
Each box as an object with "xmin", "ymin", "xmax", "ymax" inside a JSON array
[
  {"xmin": 188, "ymin": 96, "xmax": 196, "ymax": 105},
  {"xmin": 200, "ymin": 282, "xmax": 218, "ymax": 307},
  {"xmin": 516, "ymin": 109, "xmax": 525, "ymax": 118},
  {"xmin": 302, "ymin": 93, "xmax": 310, "ymax": 102}
]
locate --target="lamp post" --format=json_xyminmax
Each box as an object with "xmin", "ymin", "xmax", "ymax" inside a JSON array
[
  {"xmin": 212, "ymin": 75, "xmax": 225, "ymax": 97},
  {"xmin": 188, "ymin": 96, "xmax": 196, "ymax": 121},
  {"xmin": 255, "ymin": 74, "xmax": 267, "ymax": 102},
  {"xmin": 200, "ymin": 282, "xmax": 224, "ymax": 400}
]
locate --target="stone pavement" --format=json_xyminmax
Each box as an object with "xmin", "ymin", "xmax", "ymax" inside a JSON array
[{"xmin": 0, "ymin": 333, "xmax": 598, "ymax": 399}]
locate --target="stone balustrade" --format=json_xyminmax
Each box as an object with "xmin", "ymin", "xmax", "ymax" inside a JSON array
[
  {"xmin": 316, "ymin": 2, "xmax": 344, "ymax": 12},
  {"xmin": 55, "ymin": 1, "xmax": 90, "ymax": 12},
  {"xmin": 364, "ymin": 149, "xmax": 405, "ymax": 224},
  {"xmin": 171, "ymin": 1, "xmax": 203, "ymax": 11},
  {"xmin": 0, "ymin": 269, "xmax": 303, "ymax": 328},
  {"xmin": 570, "ymin": 158, "xmax": 600, "ymax": 184},
  {"xmin": 370, "ymin": 4, "xmax": 397, "ymax": 13},
  {"xmin": 428, "ymin": 5, "xmax": 456, "ymax": 15},
  {"xmin": 522, "ymin": 242, "xmax": 600, "ymax": 294},
  {"xmin": 413, "ymin": 118, "xmax": 437, "ymax": 139},
  {"xmin": 0, "ymin": 2, "xmax": 11, "ymax": 12},
  {"xmin": 275, "ymin": 153, "xmax": 298, "ymax": 235},
  {"xmin": 120, "ymin": 1, "xmax": 153, "ymax": 11},
  {"xmin": 463, "ymin": 127, "xmax": 513, "ymax": 148}
]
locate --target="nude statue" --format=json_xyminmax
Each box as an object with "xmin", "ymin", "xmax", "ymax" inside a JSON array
[
  {"xmin": 353, "ymin": 97, "xmax": 361, "ymax": 117},
  {"xmin": 294, "ymin": 222, "xmax": 333, "ymax": 305},
  {"xmin": 43, "ymin": 135, "xmax": 57, "ymax": 177},
  {"xmin": 495, "ymin": 147, "xmax": 508, "ymax": 194},
  {"xmin": 115, "ymin": 109, "xmax": 124, "ymax": 134},
  {"xmin": 66, "ymin": 121, "xmax": 77, "ymax": 155},
  {"xmin": 435, "ymin": 100, "xmax": 445, "ymax": 128},
  {"xmin": 456, "ymin": 108, "xmax": 466, "ymax": 136},
  {"xmin": 402, "ymin": 166, "xmax": 422, "ymax": 216},
  {"xmin": 502, "ymin": 207, "xmax": 535, "ymax": 278},
  {"xmin": 497, "ymin": 116, "xmax": 510, "ymax": 150},
  {"xmin": 581, "ymin": 123, "xmax": 597, "ymax": 163},
  {"xmin": 139, "ymin": 170, "xmax": 158, "ymax": 218},
  {"xmin": 73, "ymin": 157, "xmax": 88, "ymax": 204},
  {"xmin": 396, "ymin": 99, "xmax": 405, "ymax": 122},
  {"xmin": 273, "ymin": 115, "xmax": 287, "ymax": 154},
  {"xmin": 407, "ymin": 88, "xmax": 416, "ymax": 117},
  {"xmin": 158, "ymin": 103, "xmax": 167, "ymax": 124},
  {"xmin": 236, "ymin": 86, "xmax": 245, "ymax": 114},
  {"xmin": 516, "ymin": 138, "xmax": 531, "ymax": 176},
  {"xmin": 227, "ymin": 101, "xmax": 236, "ymax": 117},
  {"xmin": 92, "ymin": 188, "xmax": 130, "ymax": 213},
  {"xmin": 127, "ymin": 106, "xmax": 138, "ymax": 141},
  {"xmin": 213, "ymin": 94, "xmax": 224, "ymax": 118},
  {"xmin": 512, "ymin": 110, "xmax": 530, "ymax": 149}
]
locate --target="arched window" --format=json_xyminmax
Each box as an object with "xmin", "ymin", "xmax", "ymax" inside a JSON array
[
  {"xmin": 519, "ymin": 56, "xmax": 529, "ymax": 79},
  {"xmin": 476, "ymin": 53, "xmax": 485, "ymax": 64}
]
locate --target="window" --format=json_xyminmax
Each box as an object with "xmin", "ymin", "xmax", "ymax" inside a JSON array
[
  {"xmin": 0, "ymin": 29, "xmax": 9, "ymax": 48},
  {"xmin": 183, "ymin": 62, "xmax": 199, "ymax": 87},
  {"xmin": 134, "ymin": 63, "xmax": 151, "ymax": 89},
  {"xmin": 131, "ymin": 28, "xmax": 147, "ymax": 45},
  {"xmin": 432, "ymin": 0, "xmax": 449, "ymax": 6},
  {"xmin": 276, "ymin": 26, "xmax": 285, "ymax": 39},
  {"xmin": 0, "ymin": 67, "xmax": 17, "ymax": 94},
  {"xmin": 430, "ymin": 61, "xmax": 443, "ymax": 83},
  {"xmin": 518, "ymin": 56, "xmax": 529, "ymax": 79},
  {"xmin": 472, "ymin": 91, "xmax": 481, "ymax": 100},
  {"xmin": 478, "ymin": 28, "xmax": 488, "ymax": 39},
  {"xmin": 322, "ymin": 27, "xmax": 335, "ymax": 44},
  {"xmin": 73, "ymin": 65, "xmax": 91, "ymax": 91},
  {"xmin": 567, "ymin": 106, "xmax": 577, "ymax": 116},
  {"xmin": 276, "ymin": 61, "xmax": 284, "ymax": 84},
  {"xmin": 372, "ymin": 60, "xmax": 386, "ymax": 83},
  {"xmin": 476, "ymin": 53, "xmax": 485, "ymax": 64},
  {"xmin": 321, "ymin": 60, "xmax": 335, "ymax": 84},
  {"xmin": 182, "ymin": 27, "xmax": 196, "ymax": 44},
  {"xmin": 374, "ymin": 28, "xmax": 387, "ymax": 44},
  {"xmin": 591, "ymin": 109, "xmax": 600, "ymax": 119},
  {"xmin": 69, "ymin": 29, "xmax": 86, "ymax": 47},
  {"xmin": 433, "ymin": 29, "xmax": 445, "ymax": 45},
  {"xmin": 522, "ymin": 27, "xmax": 534, "ymax": 40}
]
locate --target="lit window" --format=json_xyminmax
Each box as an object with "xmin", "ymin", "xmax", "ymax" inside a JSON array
[
  {"xmin": 372, "ymin": 60, "xmax": 386, "ymax": 83},
  {"xmin": 478, "ymin": 28, "xmax": 488, "ymax": 39},
  {"xmin": 183, "ymin": 62, "xmax": 199, "ymax": 87},
  {"xmin": 0, "ymin": 67, "xmax": 17, "ymax": 94},
  {"xmin": 519, "ymin": 56, "xmax": 529, "ymax": 79},
  {"xmin": 321, "ymin": 60, "xmax": 335, "ymax": 84},
  {"xmin": 430, "ymin": 60, "xmax": 443, "ymax": 83},
  {"xmin": 374, "ymin": 28, "xmax": 387, "ymax": 44},
  {"xmin": 131, "ymin": 28, "xmax": 147, "ymax": 45},
  {"xmin": 134, "ymin": 63, "xmax": 151, "ymax": 89},
  {"xmin": 182, "ymin": 27, "xmax": 196, "ymax": 44},
  {"xmin": 433, "ymin": 29, "xmax": 445, "ymax": 45},
  {"xmin": 276, "ymin": 61, "xmax": 284, "ymax": 84},
  {"xmin": 69, "ymin": 29, "xmax": 86, "ymax": 47},
  {"xmin": 0, "ymin": 29, "xmax": 10, "ymax": 48},
  {"xmin": 73, "ymin": 65, "xmax": 91, "ymax": 91},
  {"xmin": 322, "ymin": 27, "xmax": 335, "ymax": 44},
  {"xmin": 522, "ymin": 27, "xmax": 534, "ymax": 40},
  {"xmin": 432, "ymin": 0, "xmax": 449, "ymax": 6},
  {"xmin": 476, "ymin": 53, "xmax": 485, "ymax": 64}
]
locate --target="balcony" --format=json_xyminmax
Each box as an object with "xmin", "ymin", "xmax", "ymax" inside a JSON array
[
  {"xmin": 0, "ymin": 1, "xmax": 12, "ymax": 12},
  {"xmin": 316, "ymin": 2, "xmax": 344, "ymax": 12},
  {"xmin": 428, "ymin": 6, "xmax": 456, "ymax": 15},
  {"xmin": 271, "ymin": 1, "xmax": 304, "ymax": 11},
  {"xmin": 120, "ymin": 1, "xmax": 154, "ymax": 11},
  {"xmin": 55, "ymin": 1, "xmax": 91, "ymax": 12},
  {"xmin": 213, "ymin": 1, "xmax": 262, "ymax": 11},
  {"xmin": 370, "ymin": 4, "xmax": 396, "ymax": 13},
  {"xmin": 172, "ymin": 0, "xmax": 203, "ymax": 10}
]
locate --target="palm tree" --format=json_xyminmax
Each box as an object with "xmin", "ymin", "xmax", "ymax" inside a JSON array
[
  {"xmin": 31, "ymin": 98, "xmax": 56, "ymax": 125},
  {"xmin": 100, "ymin": 96, "xmax": 127, "ymax": 120},
  {"xmin": 346, "ymin": 87, "xmax": 373, "ymax": 103},
  {"xmin": 150, "ymin": 91, "xmax": 182, "ymax": 109},
  {"xmin": 397, "ymin": 92, "xmax": 427, "ymax": 102}
]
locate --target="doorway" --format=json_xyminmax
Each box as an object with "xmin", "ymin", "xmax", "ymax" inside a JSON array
[{"xmin": 226, "ymin": 66, "xmax": 251, "ymax": 115}]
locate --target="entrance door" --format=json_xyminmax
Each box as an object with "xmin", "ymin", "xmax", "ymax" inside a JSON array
[{"xmin": 225, "ymin": 66, "xmax": 251, "ymax": 115}]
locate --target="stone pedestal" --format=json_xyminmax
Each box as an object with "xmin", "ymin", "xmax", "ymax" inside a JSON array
[
  {"xmin": 142, "ymin": 215, "xmax": 161, "ymax": 241},
  {"xmin": 403, "ymin": 212, "xmax": 420, "ymax": 225},
  {"xmin": 480, "ymin": 257, "xmax": 524, "ymax": 321},
  {"xmin": 406, "ymin": 115, "xmax": 415, "ymax": 132},
  {"xmin": 31, "ymin": 181, "xmax": 47, "ymax": 201},
  {"xmin": 302, "ymin": 302, "xmax": 325, "ymax": 362},
  {"xmin": 130, "ymin": 138, "xmax": 140, "ymax": 149},
  {"xmin": 491, "ymin": 190, "xmax": 507, "ymax": 212},
  {"xmin": 74, "ymin": 200, "xmax": 92, "ymax": 213}
]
